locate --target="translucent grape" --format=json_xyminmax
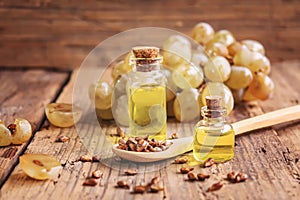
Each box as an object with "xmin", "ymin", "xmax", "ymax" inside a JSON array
[
  {"xmin": 112, "ymin": 94, "xmax": 129, "ymax": 126},
  {"xmin": 96, "ymin": 108, "xmax": 114, "ymax": 120},
  {"xmin": 11, "ymin": 118, "xmax": 32, "ymax": 144},
  {"xmin": 161, "ymin": 69, "xmax": 178, "ymax": 101},
  {"xmin": 111, "ymin": 60, "xmax": 132, "ymax": 80},
  {"xmin": 225, "ymin": 66, "xmax": 253, "ymax": 89},
  {"xmin": 200, "ymin": 82, "xmax": 234, "ymax": 114},
  {"xmin": 89, "ymin": 81, "xmax": 113, "ymax": 110},
  {"xmin": 0, "ymin": 124, "xmax": 12, "ymax": 146},
  {"xmin": 172, "ymin": 63, "xmax": 204, "ymax": 89},
  {"xmin": 231, "ymin": 88, "xmax": 245, "ymax": 104},
  {"xmin": 173, "ymin": 88, "xmax": 200, "ymax": 122},
  {"xmin": 241, "ymin": 39, "xmax": 265, "ymax": 55},
  {"xmin": 249, "ymin": 55, "xmax": 271, "ymax": 74},
  {"xmin": 233, "ymin": 48, "xmax": 263, "ymax": 68},
  {"xmin": 163, "ymin": 35, "xmax": 192, "ymax": 68},
  {"xmin": 243, "ymin": 88, "xmax": 258, "ymax": 101},
  {"xmin": 191, "ymin": 22, "xmax": 215, "ymax": 45},
  {"xmin": 205, "ymin": 42, "xmax": 229, "ymax": 57},
  {"xmin": 45, "ymin": 103, "xmax": 82, "ymax": 128},
  {"xmin": 191, "ymin": 51, "xmax": 208, "ymax": 67},
  {"xmin": 227, "ymin": 42, "xmax": 246, "ymax": 57},
  {"xmin": 248, "ymin": 72, "xmax": 274, "ymax": 100},
  {"xmin": 209, "ymin": 30, "xmax": 235, "ymax": 47},
  {"xmin": 204, "ymin": 56, "xmax": 231, "ymax": 82},
  {"xmin": 20, "ymin": 154, "xmax": 62, "ymax": 180}
]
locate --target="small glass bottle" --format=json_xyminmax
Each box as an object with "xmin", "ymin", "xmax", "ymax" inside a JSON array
[
  {"xmin": 127, "ymin": 46, "xmax": 167, "ymax": 141},
  {"xmin": 193, "ymin": 95, "xmax": 234, "ymax": 163}
]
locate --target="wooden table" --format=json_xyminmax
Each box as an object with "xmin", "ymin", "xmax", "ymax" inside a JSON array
[
  {"xmin": 0, "ymin": 0, "xmax": 300, "ymax": 199},
  {"xmin": 0, "ymin": 60, "xmax": 299, "ymax": 199}
]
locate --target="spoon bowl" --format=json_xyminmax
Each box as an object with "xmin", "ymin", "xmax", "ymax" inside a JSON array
[{"xmin": 112, "ymin": 136, "xmax": 193, "ymax": 163}]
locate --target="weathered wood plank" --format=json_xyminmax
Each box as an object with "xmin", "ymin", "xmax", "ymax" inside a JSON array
[
  {"xmin": 0, "ymin": 0, "xmax": 299, "ymax": 68},
  {"xmin": 0, "ymin": 68, "xmax": 69, "ymax": 187},
  {"xmin": 0, "ymin": 61, "xmax": 299, "ymax": 199}
]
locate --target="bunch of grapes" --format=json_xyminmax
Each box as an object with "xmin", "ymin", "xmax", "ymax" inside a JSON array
[{"xmin": 91, "ymin": 22, "xmax": 274, "ymax": 123}]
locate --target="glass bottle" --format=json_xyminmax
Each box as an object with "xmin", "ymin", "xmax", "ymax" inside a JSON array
[
  {"xmin": 193, "ymin": 95, "xmax": 234, "ymax": 163},
  {"xmin": 127, "ymin": 46, "xmax": 166, "ymax": 141}
]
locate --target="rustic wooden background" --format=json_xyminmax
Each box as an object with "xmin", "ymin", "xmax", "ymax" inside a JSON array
[{"xmin": 0, "ymin": 0, "xmax": 299, "ymax": 69}]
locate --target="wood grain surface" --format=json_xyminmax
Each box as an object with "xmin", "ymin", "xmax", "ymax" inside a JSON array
[
  {"xmin": 0, "ymin": 0, "xmax": 300, "ymax": 68},
  {"xmin": 0, "ymin": 61, "xmax": 299, "ymax": 199}
]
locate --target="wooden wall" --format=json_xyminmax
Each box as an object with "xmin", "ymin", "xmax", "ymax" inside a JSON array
[{"xmin": 0, "ymin": 0, "xmax": 299, "ymax": 69}]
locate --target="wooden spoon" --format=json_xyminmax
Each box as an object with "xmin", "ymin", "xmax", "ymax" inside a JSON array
[{"xmin": 112, "ymin": 105, "xmax": 300, "ymax": 163}]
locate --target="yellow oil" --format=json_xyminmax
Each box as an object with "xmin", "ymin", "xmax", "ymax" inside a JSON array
[
  {"xmin": 193, "ymin": 124, "xmax": 234, "ymax": 163},
  {"xmin": 128, "ymin": 84, "xmax": 166, "ymax": 140}
]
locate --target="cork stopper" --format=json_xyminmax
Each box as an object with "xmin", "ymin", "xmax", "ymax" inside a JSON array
[
  {"xmin": 132, "ymin": 46, "xmax": 159, "ymax": 59},
  {"xmin": 205, "ymin": 95, "xmax": 222, "ymax": 110}
]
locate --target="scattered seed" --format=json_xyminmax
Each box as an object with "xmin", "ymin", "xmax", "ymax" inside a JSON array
[
  {"xmin": 79, "ymin": 155, "xmax": 92, "ymax": 162},
  {"xmin": 187, "ymin": 172, "xmax": 198, "ymax": 181},
  {"xmin": 150, "ymin": 176, "xmax": 160, "ymax": 185},
  {"xmin": 170, "ymin": 132, "xmax": 178, "ymax": 139},
  {"xmin": 116, "ymin": 180, "xmax": 130, "ymax": 189},
  {"xmin": 92, "ymin": 155, "xmax": 101, "ymax": 162},
  {"xmin": 235, "ymin": 172, "xmax": 248, "ymax": 183},
  {"xmin": 174, "ymin": 156, "xmax": 188, "ymax": 164},
  {"xmin": 197, "ymin": 173, "xmax": 210, "ymax": 181},
  {"xmin": 133, "ymin": 185, "xmax": 146, "ymax": 194},
  {"xmin": 33, "ymin": 159, "xmax": 44, "ymax": 167},
  {"xmin": 56, "ymin": 135, "xmax": 70, "ymax": 143},
  {"xmin": 207, "ymin": 182, "xmax": 223, "ymax": 192},
  {"xmin": 227, "ymin": 171, "xmax": 238, "ymax": 182},
  {"xmin": 124, "ymin": 168, "xmax": 138, "ymax": 176},
  {"xmin": 92, "ymin": 170, "xmax": 103, "ymax": 179},
  {"xmin": 180, "ymin": 167, "xmax": 194, "ymax": 174},
  {"xmin": 83, "ymin": 178, "xmax": 98, "ymax": 186},
  {"xmin": 203, "ymin": 158, "xmax": 215, "ymax": 168},
  {"xmin": 149, "ymin": 184, "xmax": 164, "ymax": 193}
]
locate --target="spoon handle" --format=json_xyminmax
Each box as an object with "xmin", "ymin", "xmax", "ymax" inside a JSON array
[{"xmin": 232, "ymin": 105, "xmax": 300, "ymax": 136}]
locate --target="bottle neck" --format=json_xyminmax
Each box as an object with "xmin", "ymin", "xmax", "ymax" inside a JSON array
[
  {"xmin": 130, "ymin": 56, "xmax": 163, "ymax": 72},
  {"xmin": 201, "ymin": 106, "xmax": 227, "ymax": 125}
]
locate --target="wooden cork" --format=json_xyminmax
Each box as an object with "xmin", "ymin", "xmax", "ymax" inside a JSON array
[
  {"xmin": 205, "ymin": 95, "xmax": 222, "ymax": 110},
  {"xmin": 132, "ymin": 46, "xmax": 159, "ymax": 59}
]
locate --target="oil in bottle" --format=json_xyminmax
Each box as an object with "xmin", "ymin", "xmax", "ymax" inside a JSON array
[{"xmin": 193, "ymin": 96, "xmax": 234, "ymax": 163}]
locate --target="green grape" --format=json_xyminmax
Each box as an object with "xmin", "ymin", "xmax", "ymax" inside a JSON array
[
  {"xmin": 191, "ymin": 49, "xmax": 208, "ymax": 67},
  {"xmin": 208, "ymin": 30, "xmax": 235, "ymax": 47},
  {"xmin": 227, "ymin": 42, "xmax": 246, "ymax": 57},
  {"xmin": 191, "ymin": 22, "xmax": 215, "ymax": 45},
  {"xmin": 163, "ymin": 35, "xmax": 192, "ymax": 68},
  {"xmin": 249, "ymin": 55, "xmax": 271, "ymax": 74},
  {"xmin": 172, "ymin": 63, "xmax": 204, "ymax": 89},
  {"xmin": 111, "ymin": 60, "xmax": 132, "ymax": 80},
  {"xmin": 241, "ymin": 40, "xmax": 265, "ymax": 55},
  {"xmin": 89, "ymin": 81, "xmax": 113, "ymax": 110},
  {"xmin": 205, "ymin": 42, "xmax": 229, "ymax": 57},
  {"xmin": 233, "ymin": 48, "xmax": 263, "ymax": 68},
  {"xmin": 201, "ymin": 82, "xmax": 234, "ymax": 114},
  {"xmin": 204, "ymin": 56, "xmax": 231, "ymax": 82},
  {"xmin": 225, "ymin": 66, "xmax": 253, "ymax": 89},
  {"xmin": 162, "ymin": 69, "xmax": 178, "ymax": 101},
  {"xmin": 112, "ymin": 94, "xmax": 129, "ymax": 126},
  {"xmin": 248, "ymin": 72, "xmax": 274, "ymax": 100},
  {"xmin": 173, "ymin": 88, "xmax": 200, "ymax": 122}
]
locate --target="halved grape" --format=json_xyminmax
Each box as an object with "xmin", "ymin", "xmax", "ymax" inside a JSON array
[
  {"xmin": 208, "ymin": 30, "xmax": 235, "ymax": 47},
  {"xmin": 172, "ymin": 63, "xmax": 204, "ymax": 89},
  {"xmin": 0, "ymin": 124, "xmax": 12, "ymax": 146},
  {"xmin": 204, "ymin": 56, "xmax": 231, "ymax": 82},
  {"xmin": 173, "ymin": 88, "xmax": 200, "ymax": 122},
  {"xmin": 191, "ymin": 22, "xmax": 215, "ymax": 45},
  {"xmin": 200, "ymin": 82, "xmax": 234, "ymax": 114},
  {"xmin": 89, "ymin": 81, "xmax": 113, "ymax": 110},
  {"xmin": 225, "ymin": 66, "xmax": 253, "ymax": 89},
  {"xmin": 19, "ymin": 154, "xmax": 62, "ymax": 180},
  {"xmin": 10, "ymin": 118, "xmax": 32, "ymax": 145},
  {"xmin": 241, "ymin": 39, "xmax": 265, "ymax": 55},
  {"xmin": 248, "ymin": 72, "xmax": 274, "ymax": 100},
  {"xmin": 45, "ymin": 103, "xmax": 82, "ymax": 128}
]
